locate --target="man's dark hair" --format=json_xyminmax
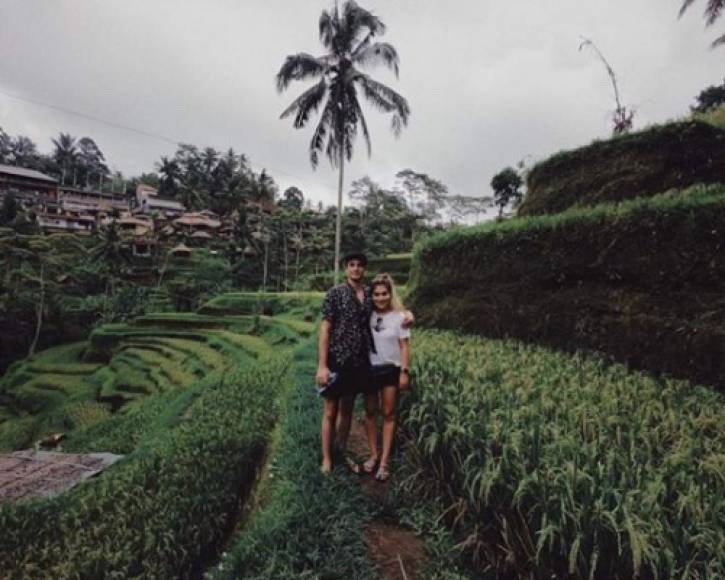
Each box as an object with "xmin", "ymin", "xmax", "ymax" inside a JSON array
[{"xmin": 343, "ymin": 252, "xmax": 368, "ymax": 266}]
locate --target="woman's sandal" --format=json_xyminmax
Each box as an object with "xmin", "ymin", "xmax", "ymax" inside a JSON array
[
  {"xmin": 363, "ymin": 457, "xmax": 379, "ymax": 474},
  {"xmin": 374, "ymin": 464, "xmax": 391, "ymax": 482},
  {"xmin": 344, "ymin": 454, "xmax": 363, "ymax": 475}
]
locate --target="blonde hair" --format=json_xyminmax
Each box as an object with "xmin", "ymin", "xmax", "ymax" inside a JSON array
[{"xmin": 370, "ymin": 273, "xmax": 404, "ymax": 311}]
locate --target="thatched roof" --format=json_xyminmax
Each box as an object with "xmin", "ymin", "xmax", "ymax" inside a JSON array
[{"xmin": 170, "ymin": 243, "xmax": 193, "ymax": 255}]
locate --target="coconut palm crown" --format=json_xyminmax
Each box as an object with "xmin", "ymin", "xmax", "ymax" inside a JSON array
[
  {"xmin": 276, "ymin": 0, "xmax": 410, "ymax": 281},
  {"xmin": 680, "ymin": 0, "xmax": 725, "ymax": 46}
]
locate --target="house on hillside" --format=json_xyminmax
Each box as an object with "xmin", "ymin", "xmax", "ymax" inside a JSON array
[
  {"xmin": 58, "ymin": 186, "xmax": 129, "ymax": 217},
  {"xmin": 134, "ymin": 184, "xmax": 185, "ymax": 218},
  {"xmin": 36, "ymin": 212, "xmax": 95, "ymax": 235},
  {"xmin": 0, "ymin": 164, "xmax": 58, "ymax": 209}
]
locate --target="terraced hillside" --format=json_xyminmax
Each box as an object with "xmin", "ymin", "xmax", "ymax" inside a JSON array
[
  {"xmin": 0, "ymin": 305, "xmax": 314, "ymax": 453},
  {"xmin": 0, "ymin": 295, "xmax": 315, "ymax": 578}
]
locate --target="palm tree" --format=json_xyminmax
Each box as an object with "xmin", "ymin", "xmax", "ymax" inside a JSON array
[
  {"xmin": 680, "ymin": 0, "xmax": 725, "ymax": 46},
  {"xmin": 157, "ymin": 156, "xmax": 182, "ymax": 197},
  {"xmin": 52, "ymin": 133, "xmax": 78, "ymax": 185},
  {"xmin": 276, "ymin": 0, "xmax": 410, "ymax": 282}
]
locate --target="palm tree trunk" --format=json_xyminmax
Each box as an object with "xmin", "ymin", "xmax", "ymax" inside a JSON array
[
  {"xmin": 29, "ymin": 263, "xmax": 45, "ymax": 357},
  {"xmin": 334, "ymin": 149, "xmax": 344, "ymax": 284}
]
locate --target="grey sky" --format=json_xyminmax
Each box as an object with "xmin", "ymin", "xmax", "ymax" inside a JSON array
[{"xmin": 0, "ymin": 0, "xmax": 722, "ymax": 207}]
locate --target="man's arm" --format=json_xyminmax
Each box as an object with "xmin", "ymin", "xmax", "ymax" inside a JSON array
[
  {"xmin": 316, "ymin": 319, "xmax": 331, "ymax": 385},
  {"xmin": 401, "ymin": 309, "xmax": 415, "ymax": 329}
]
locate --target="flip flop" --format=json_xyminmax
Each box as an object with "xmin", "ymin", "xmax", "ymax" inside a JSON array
[
  {"xmin": 363, "ymin": 457, "xmax": 379, "ymax": 474},
  {"xmin": 344, "ymin": 455, "xmax": 363, "ymax": 475},
  {"xmin": 374, "ymin": 464, "xmax": 390, "ymax": 482}
]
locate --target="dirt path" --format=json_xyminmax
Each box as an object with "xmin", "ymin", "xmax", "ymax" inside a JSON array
[{"xmin": 347, "ymin": 417, "xmax": 427, "ymax": 580}]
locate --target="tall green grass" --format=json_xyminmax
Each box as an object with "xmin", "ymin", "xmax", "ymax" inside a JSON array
[
  {"xmin": 397, "ymin": 330, "xmax": 725, "ymax": 578},
  {"xmin": 0, "ymin": 356, "xmax": 292, "ymax": 578},
  {"xmin": 213, "ymin": 341, "xmax": 375, "ymax": 579}
]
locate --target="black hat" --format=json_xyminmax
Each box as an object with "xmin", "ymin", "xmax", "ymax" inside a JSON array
[{"xmin": 342, "ymin": 252, "xmax": 368, "ymax": 266}]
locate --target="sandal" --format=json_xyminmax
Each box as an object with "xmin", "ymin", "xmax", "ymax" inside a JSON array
[
  {"xmin": 344, "ymin": 455, "xmax": 363, "ymax": 475},
  {"xmin": 374, "ymin": 464, "xmax": 391, "ymax": 482},
  {"xmin": 363, "ymin": 457, "xmax": 379, "ymax": 474}
]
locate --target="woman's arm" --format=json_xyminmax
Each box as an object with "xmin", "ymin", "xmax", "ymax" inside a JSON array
[{"xmin": 399, "ymin": 337, "xmax": 410, "ymax": 390}]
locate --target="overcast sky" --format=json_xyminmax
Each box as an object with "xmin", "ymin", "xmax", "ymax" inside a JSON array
[{"xmin": 1, "ymin": 0, "xmax": 723, "ymax": 207}]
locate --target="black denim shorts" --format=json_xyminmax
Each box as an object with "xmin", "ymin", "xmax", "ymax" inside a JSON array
[
  {"xmin": 370, "ymin": 364, "xmax": 400, "ymax": 391},
  {"xmin": 323, "ymin": 365, "xmax": 372, "ymax": 398}
]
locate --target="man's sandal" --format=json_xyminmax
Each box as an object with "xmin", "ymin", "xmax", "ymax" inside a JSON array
[
  {"xmin": 363, "ymin": 457, "xmax": 379, "ymax": 474},
  {"xmin": 374, "ymin": 464, "xmax": 390, "ymax": 482},
  {"xmin": 344, "ymin": 455, "xmax": 363, "ymax": 475}
]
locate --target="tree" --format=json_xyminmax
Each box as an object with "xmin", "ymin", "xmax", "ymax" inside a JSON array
[
  {"xmin": 0, "ymin": 128, "xmax": 12, "ymax": 164},
  {"xmin": 157, "ymin": 156, "xmax": 182, "ymax": 197},
  {"xmin": 0, "ymin": 192, "xmax": 19, "ymax": 225},
  {"xmin": 52, "ymin": 133, "xmax": 79, "ymax": 185},
  {"xmin": 680, "ymin": 0, "xmax": 725, "ymax": 47},
  {"xmin": 78, "ymin": 137, "xmax": 109, "ymax": 188},
  {"xmin": 692, "ymin": 78, "xmax": 725, "ymax": 112},
  {"xmin": 579, "ymin": 37, "xmax": 634, "ymax": 135},
  {"xmin": 279, "ymin": 186, "xmax": 304, "ymax": 211},
  {"xmin": 12, "ymin": 136, "xmax": 42, "ymax": 169},
  {"xmin": 276, "ymin": 0, "xmax": 410, "ymax": 283},
  {"xmin": 491, "ymin": 167, "xmax": 523, "ymax": 219},
  {"xmin": 395, "ymin": 169, "xmax": 447, "ymax": 225}
]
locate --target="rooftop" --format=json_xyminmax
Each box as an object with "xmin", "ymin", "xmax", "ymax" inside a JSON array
[{"xmin": 0, "ymin": 164, "xmax": 58, "ymax": 183}]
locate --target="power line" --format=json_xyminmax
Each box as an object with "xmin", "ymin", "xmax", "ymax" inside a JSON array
[{"xmin": 0, "ymin": 87, "xmax": 331, "ymax": 193}]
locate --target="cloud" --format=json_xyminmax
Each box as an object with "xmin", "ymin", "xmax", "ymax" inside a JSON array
[{"xmin": 1, "ymin": 0, "xmax": 722, "ymax": 207}]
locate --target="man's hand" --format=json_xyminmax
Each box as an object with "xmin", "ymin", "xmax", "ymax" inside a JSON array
[
  {"xmin": 316, "ymin": 366, "xmax": 330, "ymax": 386},
  {"xmin": 401, "ymin": 309, "xmax": 415, "ymax": 329},
  {"xmin": 399, "ymin": 371, "xmax": 410, "ymax": 391}
]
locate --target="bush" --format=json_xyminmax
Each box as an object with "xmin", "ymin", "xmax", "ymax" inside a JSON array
[
  {"xmin": 397, "ymin": 330, "xmax": 725, "ymax": 578},
  {"xmin": 409, "ymin": 185, "xmax": 725, "ymax": 390},
  {"xmin": 519, "ymin": 120, "xmax": 725, "ymax": 216},
  {"xmin": 0, "ymin": 356, "xmax": 292, "ymax": 578},
  {"xmin": 198, "ymin": 291, "xmax": 324, "ymax": 317}
]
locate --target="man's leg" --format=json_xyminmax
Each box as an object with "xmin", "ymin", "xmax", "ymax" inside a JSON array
[
  {"xmin": 321, "ymin": 396, "xmax": 339, "ymax": 472},
  {"xmin": 335, "ymin": 394, "xmax": 355, "ymax": 452}
]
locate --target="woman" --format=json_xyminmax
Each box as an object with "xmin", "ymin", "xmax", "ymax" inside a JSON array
[{"xmin": 362, "ymin": 273, "xmax": 411, "ymax": 482}]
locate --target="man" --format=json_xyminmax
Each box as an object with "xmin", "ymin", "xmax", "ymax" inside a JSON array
[{"xmin": 316, "ymin": 252, "xmax": 411, "ymax": 474}]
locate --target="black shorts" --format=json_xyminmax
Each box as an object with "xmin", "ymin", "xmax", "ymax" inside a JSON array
[
  {"xmin": 323, "ymin": 365, "xmax": 372, "ymax": 398},
  {"xmin": 370, "ymin": 364, "xmax": 400, "ymax": 391}
]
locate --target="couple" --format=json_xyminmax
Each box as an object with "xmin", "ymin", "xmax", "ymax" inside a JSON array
[{"xmin": 316, "ymin": 252, "xmax": 412, "ymax": 481}]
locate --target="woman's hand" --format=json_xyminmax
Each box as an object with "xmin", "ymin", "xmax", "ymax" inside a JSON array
[
  {"xmin": 316, "ymin": 366, "xmax": 330, "ymax": 386},
  {"xmin": 399, "ymin": 371, "xmax": 410, "ymax": 391}
]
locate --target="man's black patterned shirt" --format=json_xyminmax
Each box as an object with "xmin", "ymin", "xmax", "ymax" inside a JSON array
[{"xmin": 321, "ymin": 282, "xmax": 373, "ymax": 371}]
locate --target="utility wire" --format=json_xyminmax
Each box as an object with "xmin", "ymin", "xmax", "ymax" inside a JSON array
[{"xmin": 0, "ymin": 87, "xmax": 329, "ymax": 191}]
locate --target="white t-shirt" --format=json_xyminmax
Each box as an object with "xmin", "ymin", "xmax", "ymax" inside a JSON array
[{"xmin": 369, "ymin": 310, "xmax": 410, "ymax": 367}]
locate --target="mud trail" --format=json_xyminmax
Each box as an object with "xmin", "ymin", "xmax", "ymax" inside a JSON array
[{"xmin": 347, "ymin": 417, "xmax": 426, "ymax": 580}]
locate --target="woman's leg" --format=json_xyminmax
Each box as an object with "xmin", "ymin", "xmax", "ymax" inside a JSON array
[
  {"xmin": 379, "ymin": 385, "xmax": 399, "ymax": 470},
  {"xmin": 321, "ymin": 396, "xmax": 339, "ymax": 472},
  {"xmin": 363, "ymin": 391, "xmax": 379, "ymax": 469}
]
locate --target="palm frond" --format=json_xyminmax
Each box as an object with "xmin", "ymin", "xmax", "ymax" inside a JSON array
[
  {"xmin": 319, "ymin": 10, "xmax": 336, "ymax": 49},
  {"xmin": 280, "ymin": 79, "xmax": 328, "ymax": 129},
  {"xmin": 357, "ymin": 75, "xmax": 410, "ymax": 135},
  {"xmin": 353, "ymin": 42, "xmax": 400, "ymax": 77},
  {"xmin": 276, "ymin": 53, "xmax": 326, "ymax": 92},
  {"xmin": 713, "ymin": 30, "xmax": 725, "ymax": 45},
  {"xmin": 309, "ymin": 100, "xmax": 336, "ymax": 168},
  {"xmin": 679, "ymin": 0, "xmax": 698, "ymax": 17},
  {"xmin": 343, "ymin": 1, "xmax": 386, "ymax": 42},
  {"xmin": 353, "ymin": 92, "xmax": 372, "ymax": 157},
  {"xmin": 705, "ymin": 0, "xmax": 725, "ymax": 24}
]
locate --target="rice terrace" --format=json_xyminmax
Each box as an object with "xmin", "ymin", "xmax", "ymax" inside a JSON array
[{"xmin": 0, "ymin": 1, "xmax": 724, "ymax": 579}]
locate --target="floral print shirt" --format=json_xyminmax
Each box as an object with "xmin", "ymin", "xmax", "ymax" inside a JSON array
[{"xmin": 321, "ymin": 282, "xmax": 374, "ymax": 371}]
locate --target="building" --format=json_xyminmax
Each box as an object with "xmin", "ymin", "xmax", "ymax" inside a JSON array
[
  {"xmin": 0, "ymin": 164, "xmax": 58, "ymax": 208},
  {"xmin": 58, "ymin": 186, "xmax": 129, "ymax": 216},
  {"xmin": 134, "ymin": 184, "xmax": 185, "ymax": 218},
  {"xmin": 36, "ymin": 212, "xmax": 95, "ymax": 235}
]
